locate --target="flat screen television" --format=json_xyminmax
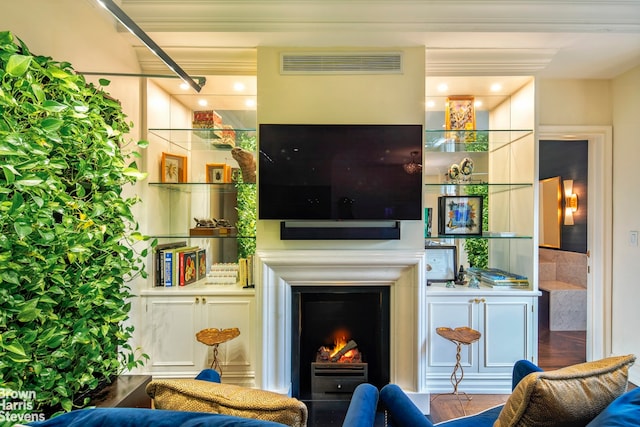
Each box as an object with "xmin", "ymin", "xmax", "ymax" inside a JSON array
[{"xmin": 258, "ymin": 124, "xmax": 423, "ymax": 220}]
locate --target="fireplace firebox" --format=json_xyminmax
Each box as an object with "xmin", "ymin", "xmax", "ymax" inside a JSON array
[{"xmin": 291, "ymin": 286, "xmax": 390, "ymax": 399}]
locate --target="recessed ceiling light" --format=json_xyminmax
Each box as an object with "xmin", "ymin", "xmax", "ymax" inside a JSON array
[
  {"xmin": 490, "ymin": 83, "xmax": 502, "ymax": 92},
  {"xmin": 426, "ymin": 100, "xmax": 435, "ymax": 108},
  {"xmin": 234, "ymin": 82, "xmax": 246, "ymax": 91},
  {"xmin": 198, "ymin": 99, "xmax": 208, "ymax": 107},
  {"xmin": 179, "ymin": 82, "xmax": 190, "ymax": 90},
  {"xmin": 437, "ymin": 83, "xmax": 448, "ymax": 92},
  {"xmin": 245, "ymin": 98, "xmax": 256, "ymax": 108},
  {"xmin": 474, "ymin": 100, "xmax": 483, "ymax": 107}
]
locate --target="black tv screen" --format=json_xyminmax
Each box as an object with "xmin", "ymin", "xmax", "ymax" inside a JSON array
[{"xmin": 258, "ymin": 124, "xmax": 423, "ymax": 220}]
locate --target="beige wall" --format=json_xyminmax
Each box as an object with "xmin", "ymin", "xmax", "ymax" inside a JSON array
[
  {"xmin": 256, "ymin": 47, "xmax": 426, "ymax": 250},
  {"xmin": 536, "ymin": 79, "xmax": 612, "ymax": 126},
  {"xmin": 611, "ymin": 65, "xmax": 640, "ymax": 375},
  {"xmin": 0, "ymin": 0, "xmax": 140, "ymax": 76}
]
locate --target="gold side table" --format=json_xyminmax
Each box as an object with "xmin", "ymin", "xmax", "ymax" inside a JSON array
[
  {"xmin": 432, "ymin": 326, "xmax": 481, "ymax": 415},
  {"xmin": 196, "ymin": 327, "xmax": 240, "ymax": 377}
]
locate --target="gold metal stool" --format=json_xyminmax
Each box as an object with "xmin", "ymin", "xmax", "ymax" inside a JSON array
[
  {"xmin": 432, "ymin": 326, "xmax": 481, "ymax": 415},
  {"xmin": 196, "ymin": 327, "xmax": 240, "ymax": 377}
]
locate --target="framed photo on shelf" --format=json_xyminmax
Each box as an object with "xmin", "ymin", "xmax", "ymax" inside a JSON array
[
  {"xmin": 445, "ymin": 96, "xmax": 476, "ymax": 130},
  {"xmin": 425, "ymin": 245, "xmax": 457, "ymax": 285},
  {"xmin": 206, "ymin": 163, "xmax": 229, "ymax": 183},
  {"xmin": 230, "ymin": 167, "xmax": 242, "ymax": 183},
  {"xmin": 438, "ymin": 195, "xmax": 483, "ymax": 236},
  {"xmin": 161, "ymin": 152, "xmax": 187, "ymax": 183}
]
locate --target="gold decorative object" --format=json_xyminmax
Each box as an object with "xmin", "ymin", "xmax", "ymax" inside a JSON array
[
  {"xmin": 433, "ymin": 326, "xmax": 482, "ymax": 415},
  {"xmin": 196, "ymin": 327, "xmax": 240, "ymax": 375}
]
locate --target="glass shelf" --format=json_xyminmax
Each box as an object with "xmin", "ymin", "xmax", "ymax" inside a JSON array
[
  {"xmin": 151, "ymin": 234, "xmax": 256, "ymax": 239},
  {"xmin": 148, "ymin": 128, "xmax": 257, "ymax": 151},
  {"xmin": 426, "ymin": 232, "xmax": 533, "ymax": 240},
  {"xmin": 424, "ymin": 182, "xmax": 532, "ymax": 195},
  {"xmin": 425, "ymin": 129, "xmax": 533, "ymax": 152},
  {"xmin": 149, "ymin": 182, "xmax": 255, "ymax": 193}
]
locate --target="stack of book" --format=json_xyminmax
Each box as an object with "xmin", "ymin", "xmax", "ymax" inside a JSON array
[
  {"xmin": 154, "ymin": 242, "xmax": 206, "ymax": 287},
  {"xmin": 466, "ymin": 267, "xmax": 529, "ymax": 288}
]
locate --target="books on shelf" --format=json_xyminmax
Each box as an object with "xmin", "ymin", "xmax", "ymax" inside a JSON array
[
  {"xmin": 154, "ymin": 241, "xmax": 186, "ymax": 287},
  {"xmin": 466, "ymin": 267, "xmax": 529, "ymax": 287},
  {"xmin": 153, "ymin": 242, "xmax": 205, "ymax": 287},
  {"xmin": 153, "ymin": 243, "xmax": 255, "ymax": 288}
]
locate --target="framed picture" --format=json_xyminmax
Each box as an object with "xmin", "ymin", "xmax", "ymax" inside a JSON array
[
  {"xmin": 438, "ymin": 196, "xmax": 483, "ymax": 236},
  {"xmin": 445, "ymin": 96, "xmax": 476, "ymax": 130},
  {"xmin": 425, "ymin": 246, "xmax": 457, "ymax": 285},
  {"xmin": 424, "ymin": 207, "xmax": 432, "ymax": 238},
  {"xmin": 206, "ymin": 163, "xmax": 228, "ymax": 183},
  {"xmin": 161, "ymin": 152, "xmax": 187, "ymax": 183},
  {"xmin": 230, "ymin": 167, "xmax": 242, "ymax": 183}
]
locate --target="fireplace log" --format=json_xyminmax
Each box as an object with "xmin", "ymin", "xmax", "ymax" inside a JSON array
[{"xmin": 331, "ymin": 340, "xmax": 358, "ymax": 362}]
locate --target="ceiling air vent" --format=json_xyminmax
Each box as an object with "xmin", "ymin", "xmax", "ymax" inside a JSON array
[{"xmin": 280, "ymin": 52, "xmax": 403, "ymax": 75}]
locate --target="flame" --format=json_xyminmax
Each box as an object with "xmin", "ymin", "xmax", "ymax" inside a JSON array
[{"xmin": 329, "ymin": 334, "xmax": 348, "ymax": 359}]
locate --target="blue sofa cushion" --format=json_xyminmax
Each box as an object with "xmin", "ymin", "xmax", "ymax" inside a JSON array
[
  {"xmin": 586, "ymin": 387, "xmax": 640, "ymax": 427},
  {"xmin": 27, "ymin": 407, "xmax": 287, "ymax": 426},
  {"xmin": 195, "ymin": 369, "xmax": 222, "ymax": 383},
  {"xmin": 380, "ymin": 384, "xmax": 433, "ymax": 427},
  {"xmin": 380, "ymin": 383, "xmax": 504, "ymax": 427},
  {"xmin": 436, "ymin": 405, "xmax": 504, "ymax": 426},
  {"xmin": 342, "ymin": 383, "xmax": 379, "ymax": 427}
]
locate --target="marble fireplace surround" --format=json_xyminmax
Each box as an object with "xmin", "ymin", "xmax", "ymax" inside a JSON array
[{"xmin": 255, "ymin": 249, "xmax": 430, "ymax": 410}]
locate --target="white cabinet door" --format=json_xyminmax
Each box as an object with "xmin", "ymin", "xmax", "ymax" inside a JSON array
[
  {"xmin": 427, "ymin": 297, "xmax": 478, "ymax": 373},
  {"xmin": 479, "ymin": 297, "xmax": 533, "ymax": 373},
  {"xmin": 144, "ymin": 296, "xmax": 203, "ymax": 376},
  {"xmin": 200, "ymin": 295, "xmax": 256, "ymax": 387}
]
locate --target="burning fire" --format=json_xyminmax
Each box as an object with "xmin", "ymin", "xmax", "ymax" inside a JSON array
[
  {"xmin": 317, "ymin": 332, "xmax": 362, "ymax": 363},
  {"xmin": 330, "ymin": 336, "xmax": 352, "ymax": 359}
]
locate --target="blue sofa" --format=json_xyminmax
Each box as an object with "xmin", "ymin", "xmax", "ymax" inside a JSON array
[
  {"xmin": 375, "ymin": 355, "xmax": 640, "ymax": 427},
  {"xmin": 25, "ymin": 407, "xmax": 290, "ymax": 426}
]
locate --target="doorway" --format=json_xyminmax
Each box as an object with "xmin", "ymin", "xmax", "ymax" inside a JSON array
[{"xmin": 537, "ymin": 126, "xmax": 613, "ymax": 362}]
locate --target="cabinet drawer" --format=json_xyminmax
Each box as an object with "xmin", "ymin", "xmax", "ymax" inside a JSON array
[{"xmin": 310, "ymin": 363, "xmax": 368, "ymax": 399}]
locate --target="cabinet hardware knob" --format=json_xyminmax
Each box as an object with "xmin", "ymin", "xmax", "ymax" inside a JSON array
[
  {"xmin": 480, "ymin": 298, "xmax": 486, "ymax": 303},
  {"xmin": 202, "ymin": 297, "xmax": 207, "ymax": 304},
  {"xmin": 337, "ymin": 384, "xmax": 342, "ymax": 389},
  {"xmin": 195, "ymin": 297, "xmax": 200, "ymax": 304}
]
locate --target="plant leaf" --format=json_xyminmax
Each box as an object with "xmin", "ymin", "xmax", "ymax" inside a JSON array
[{"xmin": 6, "ymin": 54, "xmax": 31, "ymax": 77}]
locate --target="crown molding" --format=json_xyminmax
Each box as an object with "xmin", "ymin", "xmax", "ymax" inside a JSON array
[
  {"xmin": 425, "ymin": 48, "xmax": 558, "ymax": 76},
  {"xmin": 118, "ymin": 0, "xmax": 640, "ymax": 34}
]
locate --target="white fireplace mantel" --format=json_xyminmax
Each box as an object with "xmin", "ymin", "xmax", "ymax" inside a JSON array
[{"xmin": 255, "ymin": 249, "xmax": 430, "ymax": 409}]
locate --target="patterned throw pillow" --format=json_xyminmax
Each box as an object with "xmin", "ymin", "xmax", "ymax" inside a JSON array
[{"xmin": 494, "ymin": 354, "xmax": 636, "ymax": 427}]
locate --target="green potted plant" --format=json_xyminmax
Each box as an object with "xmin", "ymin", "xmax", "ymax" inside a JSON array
[{"xmin": 0, "ymin": 31, "xmax": 148, "ymax": 417}]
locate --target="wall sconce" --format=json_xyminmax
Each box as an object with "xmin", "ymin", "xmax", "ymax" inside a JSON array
[{"xmin": 563, "ymin": 179, "xmax": 578, "ymax": 225}]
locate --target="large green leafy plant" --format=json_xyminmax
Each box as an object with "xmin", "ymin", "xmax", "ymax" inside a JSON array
[
  {"xmin": 0, "ymin": 31, "xmax": 148, "ymax": 416},
  {"xmin": 463, "ymin": 132, "xmax": 489, "ymax": 268},
  {"xmin": 234, "ymin": 131, "xmax": 256, "ymax": 259}
]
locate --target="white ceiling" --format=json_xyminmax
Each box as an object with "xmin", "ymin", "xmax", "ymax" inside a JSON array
[{"xmin": 92, "ymin": 0, "xmax": 640, "ymax": 113}]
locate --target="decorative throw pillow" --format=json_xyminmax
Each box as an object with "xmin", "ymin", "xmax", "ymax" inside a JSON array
[
  {"xmin": 146, "ymin": 378, "xmax": 307, "ymax": 427},
  {"xmin": 494, "ymin": 354, "xmax": 636, "ymax": 427}
]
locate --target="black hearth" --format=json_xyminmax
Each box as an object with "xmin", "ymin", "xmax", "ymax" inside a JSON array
[{"xmin": 291, "ymin": 286, "xmax": 390, "ymax": 399}]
